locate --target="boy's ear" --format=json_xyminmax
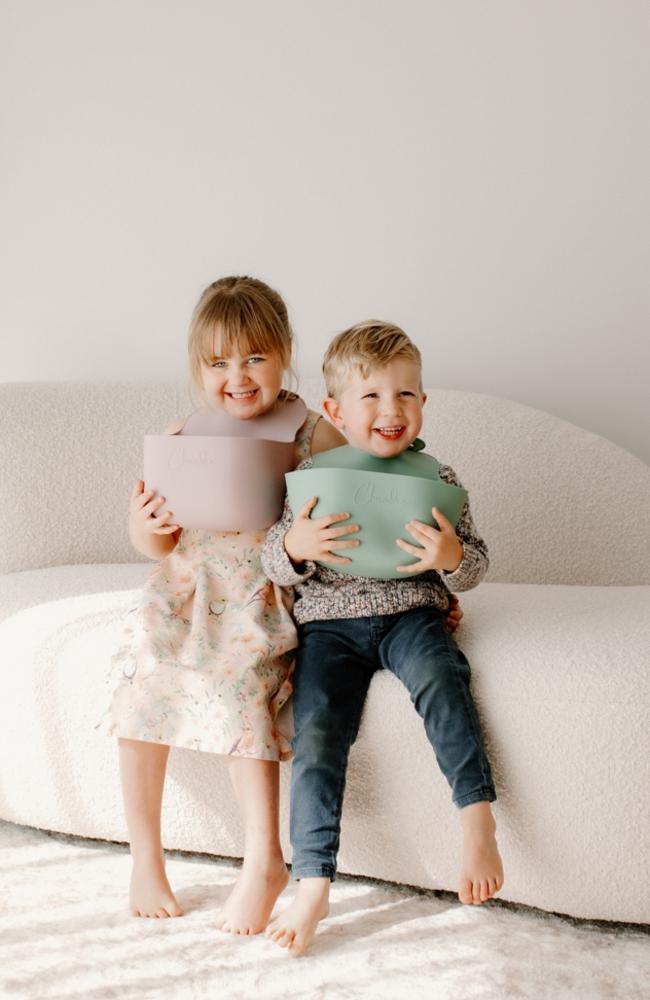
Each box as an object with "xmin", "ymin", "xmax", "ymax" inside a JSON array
[
  {"xmin": 323, "ymin": 397, "xmax": 344, "ymax": 428},
  {"xmin": 422, "ymin": 392, "xmax": 427, "ymax": 404}
]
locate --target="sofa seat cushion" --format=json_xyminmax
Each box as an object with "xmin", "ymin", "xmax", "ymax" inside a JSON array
[{"xmin": 1, "ymin": 563, "xmax": 648, "ymax": 923}]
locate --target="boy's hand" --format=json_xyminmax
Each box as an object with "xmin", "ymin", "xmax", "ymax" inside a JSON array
[
  {"xmin": 396, "ymin": 507, "xmax": 463, "ymax": 575},
  {"xmin": 444, "ymin": 595, "xmax": 464, "ymax": 633},
  {"xmin": 129, "ymin": 480, "xmax": 180, "ymax": 536},
  {"xmin": 284, "ymin": 496, "xmax": 360, "ymax": 567}
]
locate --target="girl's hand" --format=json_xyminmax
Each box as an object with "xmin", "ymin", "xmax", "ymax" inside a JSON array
[
  {"xmin": 129, "ymin": 480, "xmax": 180, "ymax": 536},
  {"xmin": 284, "ymin": 497, "xmax": 360, "ymax": 567},
  {"xmin": 444, "ymin": 594, "xmax": 464, "ymax": 633},
  {"xmin": 395, "ymin": 507, "xmax": 463, "ymax": 575}
]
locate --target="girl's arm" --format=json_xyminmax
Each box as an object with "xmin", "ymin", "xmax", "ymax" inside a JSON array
[
  {"xmin": 128, "ymin": 480, "xmax": 182, "ymax": 560},
  {"xmin": 128, "ymin": 420, "xmax": 184, "ymax": 560}
]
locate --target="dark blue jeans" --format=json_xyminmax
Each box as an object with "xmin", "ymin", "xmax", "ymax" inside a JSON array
[{"xmin": 290, "ymin": 606, "xmax": 496, "ymax": 880}]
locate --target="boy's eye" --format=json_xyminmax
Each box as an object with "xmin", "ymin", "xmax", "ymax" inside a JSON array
[
  {"xmin": 363, "ymin": 392, "xmax": 379, "ymax": 399},
  {"xmin": 400, "ymin": 391, "xmax": 415, "ymax": 397}
]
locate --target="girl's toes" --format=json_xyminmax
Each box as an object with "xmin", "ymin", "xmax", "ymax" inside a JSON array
[
  {"xmin": 472, "ymin": 882, "xmax": 482, "ymax": 904},
  {"xmin": 480, "ymin": 880, "xmax": 490, "ymax": 902},
  {"xmin": 290, "ymin": 935, "xmax": 306, "ymax": 957}
]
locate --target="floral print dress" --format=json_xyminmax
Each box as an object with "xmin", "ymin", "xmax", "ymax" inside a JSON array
[{"xmin": 99, "ymin": 408, "xmax": 320, "ymax": 761}]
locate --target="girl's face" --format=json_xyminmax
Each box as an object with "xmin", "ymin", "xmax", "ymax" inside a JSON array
[{"xmin": 200, "ymin": 347, "xmax": 285, "ymax": 420}]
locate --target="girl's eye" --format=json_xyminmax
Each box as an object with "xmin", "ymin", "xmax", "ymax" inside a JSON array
[
  {"xmin": 363, "ymin": 392, "xmax": 379, "ymax": 399},
  {"xmin": 248, "ymin": 356, "xmax": 265, "ymax": 364},
  {"xmin": 211, "ymin": 360, "xmax": 227, "ymax": 368}
]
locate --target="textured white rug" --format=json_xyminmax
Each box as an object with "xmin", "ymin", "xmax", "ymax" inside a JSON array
[{"xmin": 1, "ymin": 820, "xmax": 647, "ymax": 1000}]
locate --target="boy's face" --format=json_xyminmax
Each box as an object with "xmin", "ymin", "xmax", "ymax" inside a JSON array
[{"xmin": 323, "ymin": 358, "xmax": 426, "ymax": 458}]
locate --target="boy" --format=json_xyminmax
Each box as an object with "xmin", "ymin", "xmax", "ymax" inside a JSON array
[{"xmin": 261, "ymin": 322, "xmax": 503, "ymax": 955}]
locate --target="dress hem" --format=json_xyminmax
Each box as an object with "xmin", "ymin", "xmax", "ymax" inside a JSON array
[{"xmin": 95, "ymin": 720, "xmax": 292, "ymax": 763}]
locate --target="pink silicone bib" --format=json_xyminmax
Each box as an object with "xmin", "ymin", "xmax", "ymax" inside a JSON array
[{"xmin": 143, "ymin": 394, "xmax": 307, "ymax": 531}]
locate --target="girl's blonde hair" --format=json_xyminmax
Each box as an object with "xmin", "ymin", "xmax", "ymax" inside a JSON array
[
  {"xmin": 188, "ymin": 276, "xmax": 295, "ymax": 392},
  {"xmin": 322, "ymin": 320, "xmax": 422, "ymax": 398}
]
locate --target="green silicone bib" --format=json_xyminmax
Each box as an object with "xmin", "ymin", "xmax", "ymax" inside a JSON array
[{"xmin": 285, "ymin": 440, "xmax": 467, "ymax": 579}]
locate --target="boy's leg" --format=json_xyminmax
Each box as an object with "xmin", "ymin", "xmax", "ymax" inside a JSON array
[
  {"xmin": 118, "ymin": 737, "xmax": 183, "ymax": 917},
  {"xmin": 267, "ymin": 618, "xmax": 375, "ymax": 955},
  {"xmin": 215, "ymin": 759, "xmax": 289, "ymax": 935},
  {"xmin": 379, "ymin": 608, "xmax": 503, "ymax": 905}
]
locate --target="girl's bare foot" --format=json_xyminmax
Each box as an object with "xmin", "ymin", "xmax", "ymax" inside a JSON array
[
  {"xmin": 266, "ymin": 877, "xmax": 330, "ymax": 956},
  {"xmin": 130, "ymin": 851, "xmax": 184, "ymax": 918},
  {"xmin": 215, "ymin": 856, "xmax": 289, "ymax": 935},
  {"xmin": 458, "ymin": 801, "xmax": 504, "ymax": 905}
]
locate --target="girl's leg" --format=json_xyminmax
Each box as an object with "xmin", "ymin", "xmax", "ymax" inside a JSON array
[
  {"xmin": 215, "ymin": 758, "xmax": 289, "ymax": 935},
  {"xmin": 118, "ymin": 737, "xmax": 183, "ymax": 918}
]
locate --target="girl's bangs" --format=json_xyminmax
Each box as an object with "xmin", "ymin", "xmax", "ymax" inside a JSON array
[{"xmin": 197, "ymin": 298, "xmax": 286, "ymax": 364}]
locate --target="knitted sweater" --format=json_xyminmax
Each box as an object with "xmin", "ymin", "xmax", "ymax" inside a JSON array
[{"xmin": 260, "ymin": 456, "xmax": 489, "ymax": 625}]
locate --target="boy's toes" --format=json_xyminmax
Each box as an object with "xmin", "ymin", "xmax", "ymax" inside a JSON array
[
  {"xmin": 480, "ymin": 880, "xmax": 491, "ymax": 902},
  {"xmin": 459, "ymin": 882, "xmax": 473, "ymax": 904}
]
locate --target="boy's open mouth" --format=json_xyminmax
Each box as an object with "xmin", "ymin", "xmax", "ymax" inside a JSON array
[{"xmin": 373, "ymin": 426, "xmax": 405, "ymax": 440}]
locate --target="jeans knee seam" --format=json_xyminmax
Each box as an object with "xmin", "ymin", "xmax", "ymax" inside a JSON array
[{"xmin": 446, "ymin": 640, "xmax": 494, "ymax": 792}]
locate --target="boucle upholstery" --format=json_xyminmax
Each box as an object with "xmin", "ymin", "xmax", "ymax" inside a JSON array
[{"xmin": 1, "ymin": 381, "xmax": 648, "ymax": 924}]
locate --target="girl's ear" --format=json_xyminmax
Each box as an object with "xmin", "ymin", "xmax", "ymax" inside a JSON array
[{"xmin": 323, "ymin": 397, "xmax": 344, "ymax": 428}]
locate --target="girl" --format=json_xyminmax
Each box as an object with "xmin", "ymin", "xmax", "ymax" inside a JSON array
[
  {"xmin": 100, "ymin": 276, "xmax": 463, "ymax": 934},
  {"xmin": 99, "ymin": 276, "xmax": 346, "ymax": 933}
]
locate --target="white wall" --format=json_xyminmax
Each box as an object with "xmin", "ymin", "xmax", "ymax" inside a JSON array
[{"xmin": 2, "ymin": 0, "xmax": 649, "ymax": 463}]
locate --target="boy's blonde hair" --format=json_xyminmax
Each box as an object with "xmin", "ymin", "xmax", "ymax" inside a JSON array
[
  {"xmin": 322, "ymin": 320, "xmax": 422, "ymax": 399},
  {"xmin": 188, "ymin": 276, "xmax": 295, "ymax": 391}
]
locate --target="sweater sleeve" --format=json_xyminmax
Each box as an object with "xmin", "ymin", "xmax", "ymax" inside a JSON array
[
  {"xmin": 436, "ymin": 464, "xmax": 489, "ymax": 592},
  {"xmin": 261, "ymin": 459, "xmax": 318, "ymax": 586}
]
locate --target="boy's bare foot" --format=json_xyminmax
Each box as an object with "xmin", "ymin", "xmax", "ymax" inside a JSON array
[
  {"xmin": 458, "ymin": 801, "xmax": 504, "ymax": 905},
  {"xmin": 130, "ymin": 852, "xmax": 184, "ymax": 918},
  {"xmin": 215, "ymin": 856, "xmax": 289, "ymax": 935},
  {"xmin": 266, "ymin": 877, "xmax": 330, "ymax": 956}
]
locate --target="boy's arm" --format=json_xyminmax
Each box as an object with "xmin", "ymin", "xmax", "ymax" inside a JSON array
[
  {"xmin": 436, "ymin": 465, "xmax": 489, "ymax": 592},
  {"xmin": 261, "ymin": 460, "xmax": 318, "ymax": 586}
]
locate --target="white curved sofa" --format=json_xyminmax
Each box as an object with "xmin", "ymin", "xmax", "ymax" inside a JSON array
[{"xmin": 1, "ymin": 380, "xmax": 648, "ymax": 924}]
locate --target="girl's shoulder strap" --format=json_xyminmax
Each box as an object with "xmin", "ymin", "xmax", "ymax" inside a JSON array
[{"xmin": 294, "ymin": 408, "xmax": 322, "ymax": 465}]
